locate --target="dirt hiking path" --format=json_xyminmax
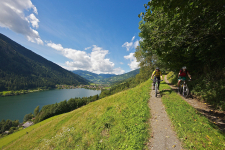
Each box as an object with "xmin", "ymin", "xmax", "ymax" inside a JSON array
[{"xmin": 148, "ymin": 85, "xmax": 183, "ymax": 149}]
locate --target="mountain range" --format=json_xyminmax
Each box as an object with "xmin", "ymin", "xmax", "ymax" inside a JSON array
[
  {"xmin": 0, "ymin": 33, "xmax": 140, "ymax": 91},
  {"xmin": 0, "ymin": 33, "xmax": 89, "ymax": 91},
  {"xmin": 72, "ymin": 69, "xmax": 140, "ymax": 84}
]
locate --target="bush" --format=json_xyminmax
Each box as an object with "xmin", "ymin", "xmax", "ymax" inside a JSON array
[
  {"xmin": 167, "ymin": 71, "xmax": 177, "ymax": 85},
  {"xmin": 189, "ymin": 72, "xmax": 225, "ymax": 110},
  {"xmin": 9, "ymin": 127, "xmax": 17, "ymax": 134},
  {"xmin": 23, "ymin": 113, "xmax": 33, "ymax": 122}
]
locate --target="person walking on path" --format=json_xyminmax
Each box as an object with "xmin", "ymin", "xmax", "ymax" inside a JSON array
[{"xmin": 151, "ymin": 67, "xmax": 163, "ymax": 90}]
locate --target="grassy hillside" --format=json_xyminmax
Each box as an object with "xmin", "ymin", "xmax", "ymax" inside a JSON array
[
  {"xmin": 0, "ymin": 33, "xmax": 89, "ymax": 91},
  {"xmin": 0, "ymin": 79, "xmax": 151, "ymax": 149}
]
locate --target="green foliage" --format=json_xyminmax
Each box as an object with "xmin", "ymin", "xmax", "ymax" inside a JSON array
[
  {"xmin": 138, "ymin": 0, "xmax": 225, "ymax": 73},
  {"xmin": 23, "ymin": 113, "xmax": 33, "ymax": 122},
  {"xmin": 167, "ymin": 71, "xmax": 177, "ymax": 85},
  {"xmin": 0, "ymin": 33, "xmax": 89, "ymax": 92},
  {"xmin": 12, "ymin": 120, "xmax": 19, "ymax": 127},
  {"xmin": 136, "ymin": 0, "xmax": 225, "ymax": 110},
  {"xmin": 189, "ymin": 72, "xmax": 225, "ymax": 110},
  {"xmin": 34, "ymin": 106, "xmax": 40, "ymax": 117},
  {"xmin": 0, "ymin": 119, "xmax": 19, "ymax": 134},
  {"xmin": 9, "ymin": 127, "xmax": 16, "ymax": 134}
]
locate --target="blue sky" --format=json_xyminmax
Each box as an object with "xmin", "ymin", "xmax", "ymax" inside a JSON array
[{"xmin": 0, "ymin": 0, "xmax": 148, "ymax": 74}]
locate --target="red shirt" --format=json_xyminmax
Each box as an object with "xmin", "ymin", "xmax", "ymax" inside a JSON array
[{"xmin": 179, "ymin": 69, "xmax": 188, "ymax": 77}]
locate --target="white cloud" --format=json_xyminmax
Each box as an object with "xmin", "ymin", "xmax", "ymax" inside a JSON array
[
  {"xmin": 35, "ymin": 37, "xmax": 44, "ymax": 45},
  {"xmin": 134, "ymin": 40, "xmax": 139, "ymax": 49},
  {"xmin": 0, "ymin": 0, "xmax": 43, "ymax": 44},
  {"xmin": 122, "ymin": 42, "xmax": 133, "ymax": 51},
  {"xmin": 113, "ymin": 67, "xmax": 125, "ymax": 75},
  {"xmin": 46, "ymin": 42, "xmax": 64, "ymax": 51},
  {"xmin": 122, "ymin": 36, "xmax": 140, "ymax": 51},
  {"xmin": 124, "ymin": 53, "xmax": 140, "ymax": 70},
  {"xmin": 27, "ymin": 13, "xmax": 39, "ymax": 28},
  {"xmin": 47, "ymin": 42, "xmax": 125, "ymax": 75},
  {"xmin": 84, "ymin": 46, "xmax": 92, "ymax": 50},
  {"xmin": 120, "ymin": 62, "xmax": 123, "ymax": 64}
]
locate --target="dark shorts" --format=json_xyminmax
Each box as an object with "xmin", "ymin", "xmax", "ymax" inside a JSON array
[
  {"xmin": 153, "ymin": 76, "xmax": 160, "ymax": 86},
  {"xmin": 178, "ymin": 76, "xmax": 186, "ymax": 81}
]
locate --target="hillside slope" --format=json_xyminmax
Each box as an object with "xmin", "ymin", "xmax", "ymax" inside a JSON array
[
  {"xmin": 0, "ymin": 79, "xmax": 151, "ymax": 149},
  {"xmin": 0, "ymin": 33, "xmax": 89, "ymax": 91}
]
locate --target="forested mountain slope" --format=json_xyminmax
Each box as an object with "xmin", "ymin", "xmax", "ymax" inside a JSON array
[
  {"xmin": 102, "ymin": 69, "xmax": 140, "ymax": 84},
  {"xmin": 72, "ymin": 69, "xmax": 139, "ymax": 84},
  {"xmin": 72, "ymin": 70, "xmax": 115, "ymax": 83},
  {"xmin": 0, "ymin": 33, "xmax": 89, "ymax": 91}
]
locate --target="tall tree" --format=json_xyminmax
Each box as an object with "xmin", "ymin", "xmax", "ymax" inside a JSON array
[
  {"xmin": 34, "ymin": 106, "xmax": 40, "ymax": 117},
  {"xmin": 138, "ymin": 0, "xmax": 225, "ymax": 74}
]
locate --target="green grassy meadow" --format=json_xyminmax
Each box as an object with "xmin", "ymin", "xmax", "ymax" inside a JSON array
[
  {"xmin": 159, "ymin": 76, "xmax": 225, "ymax": 149},
  {"xmin": 0, "ymin": 79, "xmax": 152, "ymax": 150}
]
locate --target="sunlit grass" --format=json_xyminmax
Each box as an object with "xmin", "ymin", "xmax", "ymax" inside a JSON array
[
  {"xmin": 159, "ymin": 76, "xmax": 225, "ymax": 149},
  {"xmin": 1, "ymin": 79, "xmax": 152, "ymax": 150}
]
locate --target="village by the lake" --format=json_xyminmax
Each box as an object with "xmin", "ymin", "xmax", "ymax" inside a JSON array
[{"xmin": 56, "ymin": 84, "xmax": 108, "ymax": 90}]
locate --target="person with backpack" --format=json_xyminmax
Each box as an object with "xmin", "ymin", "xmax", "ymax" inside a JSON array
[
  {"xmin": 151, "ymin": 67, "xmax": 163, "ymax": 90},
  {"xmin": 178, "ymin": 66, "xmax": 192, "ymax": 90}
]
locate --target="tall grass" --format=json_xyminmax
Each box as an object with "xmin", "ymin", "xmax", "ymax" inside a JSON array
[{"xmin": 1, "ymin": 79, "xmax": 152, "ymax": 150}]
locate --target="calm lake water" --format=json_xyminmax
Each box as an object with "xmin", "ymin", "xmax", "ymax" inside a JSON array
[{"xmin": 0, "ymin": 88, "xmax": 101, "ymax": 122}]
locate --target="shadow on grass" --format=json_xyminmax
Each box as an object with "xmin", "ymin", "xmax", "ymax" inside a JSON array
[
  {"xmin": 159, "ymin": 83, "xmax": 168, "ymax": 85},
  {"xmin": 196, "ymin": 108, "xmax": 225, "ymax": 134},
  {"xmin": 159, "ymin": 89, "xmax": 173, "ymax": 97}
]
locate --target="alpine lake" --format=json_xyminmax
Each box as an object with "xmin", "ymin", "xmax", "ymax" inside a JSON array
[{"xmin": 0, "ymin": 88, "xmax": 101, "ymax": 122}]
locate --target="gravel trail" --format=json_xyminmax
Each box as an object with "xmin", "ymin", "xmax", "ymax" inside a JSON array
[{"xmin": 148, "ymin": 81, "xmax": 183, "ymax": 150}]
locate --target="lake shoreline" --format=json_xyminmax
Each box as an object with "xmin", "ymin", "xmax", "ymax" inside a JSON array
[
  {"xmin": 0, "ymin": 84, "xmax": 106, "ymax": 97},
  {"xmin": 0, "ymin": 88, "xmax": 52, "ymax": 97},
  {"xmin": 0, "ymin": 88, "xmax": 101, "ymax": 122}
]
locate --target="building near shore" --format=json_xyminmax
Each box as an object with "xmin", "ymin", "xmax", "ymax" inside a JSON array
[{"xmin": 22, "ymin": 121, "xmax": 34, "ymax": 128}]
